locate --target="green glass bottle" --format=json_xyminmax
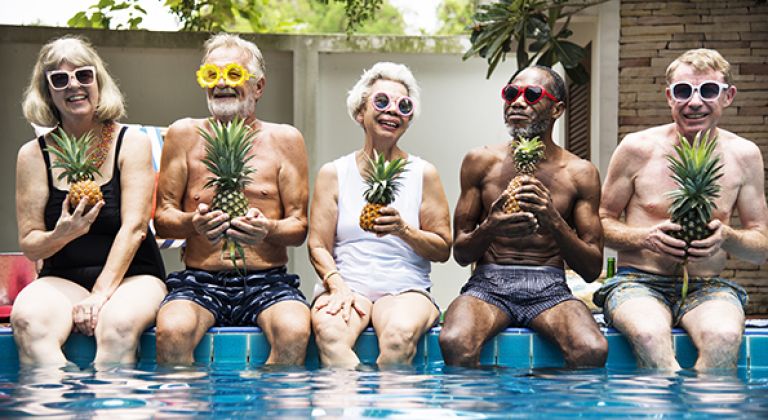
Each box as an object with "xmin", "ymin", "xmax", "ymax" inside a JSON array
[{"xmin": 606, "ymin": 257, "xmax": 616, "ymax": 279}]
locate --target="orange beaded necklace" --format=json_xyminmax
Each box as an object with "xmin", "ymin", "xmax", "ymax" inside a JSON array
[{"xmin": 90, "ymin": 120, "xmax": 115, "ymax": 169}]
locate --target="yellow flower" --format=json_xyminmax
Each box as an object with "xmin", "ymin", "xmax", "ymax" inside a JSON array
[
  {"xmin": 223, "ymin": 63, "xmax": 251, "ymax": 87},
  {"xmin": 196, "ymin": 63, "xmax": 220, "ymax": 89}
]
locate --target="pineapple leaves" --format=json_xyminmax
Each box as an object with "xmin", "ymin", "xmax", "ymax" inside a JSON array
[
  {"xmin": 47, "ymin": 128, "xmax": 102, "ymax": 183},
  {"xmin": 199, "ymin": 117, "xmax": 258, "ymax": 193},
  {"xmin": 362, "ymin": 151, "xmax": 408, "ymax": 205},
  {"xmin": 665, "ymin": 130, "xmax": 724, "ymax": 243}
]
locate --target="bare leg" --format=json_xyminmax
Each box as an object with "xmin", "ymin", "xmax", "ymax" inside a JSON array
[
  {"xmin": 529, "ymin": 299, "xmax": 607, "ymax": 368},
  {"xmin": 155, "ymin": 300, "xmax": 216, "ymax": 365},
  {"xmin": 371, "ymin": 292, "xmax": 439, "ymax": 366},
  {"xmin": 11, "ymin": 277, "xmax": 88, "ymax": 366},
  {"xmin": 94, "ymin": 275, "xmax": 167, "ymax": 366},
  {"xmin": 439, "ymin": 295, "xmax": 511, "ymax": 367},
  {"xmin": 257, "ymin": 300, "xmax": 312, "ymax": 365},
  {"xmin": 680, "ymin": 299, "xmax": 744, "ymax": 370},
  {"xmin": 311, "ymin": 293, "xmax": 372, "ymax": 368},
  {"xmin": 610, "ymin": 296, "xmax": 680, "ymax": 370}
]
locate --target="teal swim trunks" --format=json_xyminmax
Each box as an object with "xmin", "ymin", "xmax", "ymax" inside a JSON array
[{"xmin": 593, "ymin": 267, "xmax": 747, "ymax": 326}]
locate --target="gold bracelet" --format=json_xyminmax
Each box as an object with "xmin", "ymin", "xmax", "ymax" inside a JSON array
[{"xmin": 322, "ymin": 270, "xmax": 340, "ymax": 283}]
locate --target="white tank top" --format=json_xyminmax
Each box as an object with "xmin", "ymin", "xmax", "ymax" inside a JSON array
[{"xmin": 314, "ymin": 152, "xmax": 432, "ymax": 301}]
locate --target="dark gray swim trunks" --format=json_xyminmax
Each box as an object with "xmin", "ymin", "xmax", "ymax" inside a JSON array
[
  {"xmin": 162, "ymin": 266, "xmax": 309, "ymax": 326},
  {"xmin": 460, "ymin": 264, "xmax": 576, "ymax": 326}
]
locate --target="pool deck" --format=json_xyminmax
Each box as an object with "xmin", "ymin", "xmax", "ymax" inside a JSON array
[{"xmin": 2, "ymin": 326, "xmax": 767, "ymax": 370}]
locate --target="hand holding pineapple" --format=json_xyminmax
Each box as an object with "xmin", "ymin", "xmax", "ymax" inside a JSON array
[
  {"xmin": 226, "ymin": 207, "xmax": 275, "ymax": 245},
  {"xmin": 483, "ymin": 191, "xmax": 539, "ymax": 238},
  {"xmin": 54, "ymin": 192, "xmax": 105, "ymax": 241}
]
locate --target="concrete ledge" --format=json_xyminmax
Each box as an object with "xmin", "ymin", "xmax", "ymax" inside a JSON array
[{"xmin": 2, "ymin": 327, "xmax": 767, "ymax": 370}]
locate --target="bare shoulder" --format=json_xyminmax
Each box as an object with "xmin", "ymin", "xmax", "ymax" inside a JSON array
[
  {"xmin": 462, "ymin": 143, "xmax": 504, "ymax": 169},
  {"xmin": 121, "ymin": 124, "xmax": 151, "ymax": 148},
  {"xmin": 717, "ymin": 129, "xmax": 762, "ymax": 161},
  {"xmin": 615, "ymin": 125, "xmax": 668, "ymax": 158},
  {"xmin": 316, "ymin": 160, "xmax": 338, "ymax": 180},
  {"xmin": 17, "ymin": 138, "xmax": 43, "ymax": 163},
  {"xmin": 260, "ymin": 122, "xmax": 303, "ymax": 143}
]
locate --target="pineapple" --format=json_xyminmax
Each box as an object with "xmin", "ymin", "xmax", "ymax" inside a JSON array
[
  {"xmin": 359, "ymin": 152, "xmax": 408, "ymax": 232},
  {"xmin": 198, "ymin": 117, "xmax": 257, "ymax": 270},
  {"xmin": 47, "ymin": 128, "xmax": 103, "ymax": 209},
  {"xmin": 666, "ymin": 130, "xmax": 724, "ymax": 300},
  {"xmin": 503, "ymin": 135, "xmax": 545, "ymax": 213}
]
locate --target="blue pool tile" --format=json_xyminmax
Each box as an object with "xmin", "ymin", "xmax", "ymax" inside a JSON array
[
  {"xmin": 354, "ymin": 330, "xmax": 380, "ymax": 365},
  {"xmin": 0, "ymin": 334, "xmax": 19, "ymax": 369},
  {"xmin": 479, "ymin": 338, "xmax": 496, "ymax": 366},
  {"xmin": 425, "ymin": 329, "xmax": 443, "ymax": 367},
  {"xmin": 138, "ymin": 332, "xmax": 157, "ymax": 363},
  {"xmin": 213, "ymin": 334, "xmax": 248, "ymax": 365},
  {"xmin": 497, "ymin": 333, "xmax": 531, "ymax": 368},
  {"xmin": 249, "ymin": 333, "xmax": 271, "ymax": 367},
  {"xmin": 674, "ymin": 335, "xmax": 697, "ymax": 369},
  {"xmin": 531, "ymin": 335, "xmax": 564, "ymax": 368},
  {"xmin": 305, "ymin": 334, "xmax": 321, "ymax": 369},
  {"xmin": 412, "ymin": 334, "xmax": 427, "ymax": 367},
  {"xmin": 62, "ymin": 334, "xmax": 96, "ymax": 367},
  {"xmin": 605, "ymin": 334, "xmax": 636, "ymax": 369},
  {"xmin": 737, "ymin": 338, "xmax": 748, "ymax": 368},
  {"xmin": 749, "ymin": 336, "xmax": 768, "ymax": 368},
  {"xmin": 193, "ymin": 334, "xmax": 213, "ymax": 364}
]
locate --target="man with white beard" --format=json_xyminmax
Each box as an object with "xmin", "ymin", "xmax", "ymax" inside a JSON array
[
  {"xmin": 439, "ymin": 66, "xmax": 608, "ymax": 367},
  {"xmin": 153, "ymin": 34, "xmax": 311, "ymax": 365}
]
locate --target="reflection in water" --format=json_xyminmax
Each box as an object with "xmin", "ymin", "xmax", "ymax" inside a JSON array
[{"xmin": 1, "ymin": 364, "xmax": 767, "ymax": 417}]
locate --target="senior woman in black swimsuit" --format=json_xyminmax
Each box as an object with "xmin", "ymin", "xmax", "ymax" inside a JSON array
[{"xmin": 12, "ymin": 35, "xmax": 166, "ymax": 366}]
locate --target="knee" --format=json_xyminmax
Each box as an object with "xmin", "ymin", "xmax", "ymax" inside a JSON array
[
  {"xmin": 566, "ymin": 333, "xmax": 608, "ymax": 367},
  {"xmin": 439, "ymin": 325, "xmax": 478, "ymax": 361},
  {"xmin": 97, "ymin": 316, "xmax": 142, "ymax": 348},
  {"xmin": 699, "ymin": 326, "xmax": 743, "ymax": 351},
  {"xmin": 378, "ymin": 324, "xmax": 418, "ymax": 355},
  {"xmin": 627, "ymin": 323, "xmax": 670, "ymax": 350},
  {"xmin": 10, "ymin": 306, "xmax": 50, "ymax": 340},
  {"xmin": 155, "ymin": 312, "xmax": 197, "ymax": 347},
  {"xmin": 271, "ymin": 316, "xmax": 311, "ymax": 349}
]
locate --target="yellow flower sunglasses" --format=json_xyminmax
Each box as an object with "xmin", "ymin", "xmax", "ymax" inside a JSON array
[{"xmin": 196, "ymin": 63, "xmax": 256, "ymax": 89}]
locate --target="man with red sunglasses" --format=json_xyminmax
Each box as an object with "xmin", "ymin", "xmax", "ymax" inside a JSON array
[
  {"xmin": 440, "ymin": 66, "xmax": 607, "ymax": 368},
  {"xmin": 595, "ymin": 49, "xmax": 768, "ymax": 370}
]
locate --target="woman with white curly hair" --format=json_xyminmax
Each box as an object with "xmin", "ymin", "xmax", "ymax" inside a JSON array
[{"xmin": 307, "ymin": 62, "xmax": 451, "ymax": 368}]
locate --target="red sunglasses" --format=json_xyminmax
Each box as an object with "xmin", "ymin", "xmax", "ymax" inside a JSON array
[{"xmin": 501, "ymin": 84, "xmax": 558, "ymax": 105}]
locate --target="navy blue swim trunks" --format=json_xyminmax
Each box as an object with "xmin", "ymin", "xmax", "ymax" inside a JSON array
[
  {"xmin": 161, "ymin": 266, "xmax": 309, "ymax": 326},
  {"xmin": 460, "ymin": 264, "xmax": 576, "ymax": 326}
]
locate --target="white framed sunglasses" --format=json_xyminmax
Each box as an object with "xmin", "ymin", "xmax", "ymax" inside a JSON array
[
  {"xmin": 668, "ymin": 80, "xmax": 729, "ymax": 102},
  {"xmin": 46, "ymin": 66, "xmax": 96, "ymax": 91}
]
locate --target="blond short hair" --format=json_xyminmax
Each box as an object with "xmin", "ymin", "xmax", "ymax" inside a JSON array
[
  {"xmin": 666, "ymin": 48, "xmax": 732, "ymax": 85},
  {"xmin": 22, "ymin": 36, "xmax": 125, "ymax": 128},
  {"xmin": 346, "ymin": 62, "xmax": 421, "ymax": 123},
  {"xmin": 202, "ymin": 33, "xmax": 266, "ymax": 81}
]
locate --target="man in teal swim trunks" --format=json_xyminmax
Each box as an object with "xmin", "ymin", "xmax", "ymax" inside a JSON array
[{"xmin": 596, "ymin": 49, "xmax": 768, "ymax": 370}]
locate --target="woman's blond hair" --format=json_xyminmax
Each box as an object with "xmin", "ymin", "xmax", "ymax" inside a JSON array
[
  {"xmin": 666, "ymin": 48, "xmax": 732, "ymax": 85},
  {"xmin": 22, "ymin": 35, "xmax": 125, "ymax": 127}
]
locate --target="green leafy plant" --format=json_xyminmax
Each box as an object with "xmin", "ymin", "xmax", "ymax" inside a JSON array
[
  {"xmin": 69, "ymin": 0, "xmax": 386, "ymax": 34},
  {"xmin": 464, "ymin": 0, "xmax": 609, "ymax": 81}
]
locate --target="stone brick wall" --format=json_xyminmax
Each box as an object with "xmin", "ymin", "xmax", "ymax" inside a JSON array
[{"xmin": 619, "ymin": 0, "xmax": 768, "ymax": 315}]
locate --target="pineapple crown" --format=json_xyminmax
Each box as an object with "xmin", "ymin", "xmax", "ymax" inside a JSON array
[
  {"xmin": 666, "ymin": 130, "xmax": 724, "ymax": 224},
  {"xmin": 511, "ymin": 135, "xmax": 546, "ymax": 175},
  {"xmin": 362, "ymin": 151, "xmax": 409, "ymax": 205},
  {"xmin": 199, "ymin": 117, "xmax": 257, "ymax": 193},
  {"xmin": 47, "ymin": 128, "xmax": 101, "ymax": 183}
]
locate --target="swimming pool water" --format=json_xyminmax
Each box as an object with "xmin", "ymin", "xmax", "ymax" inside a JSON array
[{"xmin": 2, "ymin": 364, "xmax": 767, "ymax": 418}]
